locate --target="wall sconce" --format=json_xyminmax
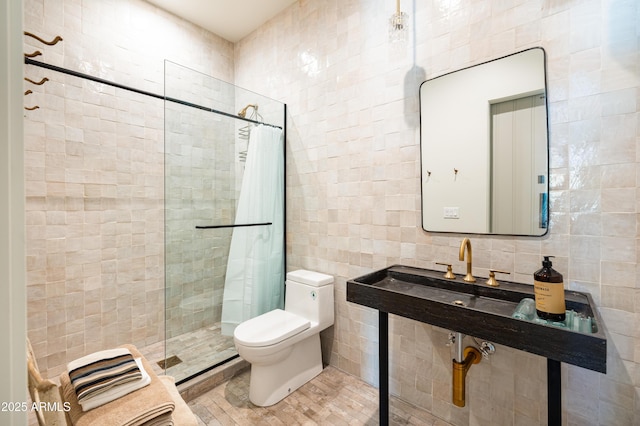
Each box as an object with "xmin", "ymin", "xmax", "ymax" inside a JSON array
[{"xmin": 389, "ymin": 0, "xmax": 409, "ymax": 45}]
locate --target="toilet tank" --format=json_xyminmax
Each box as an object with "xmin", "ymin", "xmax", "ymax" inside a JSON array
[{"xmin": 284, "ymin": 270, "xmax": 334, "ymax": 330}]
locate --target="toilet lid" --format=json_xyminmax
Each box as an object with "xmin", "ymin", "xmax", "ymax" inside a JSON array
[{"xmin": 234, "ymin": 309, "xmax": 310, "ymax": 347}]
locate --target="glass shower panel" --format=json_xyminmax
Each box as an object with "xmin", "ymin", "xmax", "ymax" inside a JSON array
[{"xmin": 164, "ymin": 61, "xmax": 285, "ymax": 383}]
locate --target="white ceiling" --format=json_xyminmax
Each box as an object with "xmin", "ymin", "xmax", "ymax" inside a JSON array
[{"xmin": 146, "ymin": 0, "xmax": 298, "ymax": 43}]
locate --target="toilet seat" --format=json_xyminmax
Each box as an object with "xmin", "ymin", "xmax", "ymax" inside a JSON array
[{"xmin": 234, "ymin": 309, "xmax": 310, "ymax": 347}]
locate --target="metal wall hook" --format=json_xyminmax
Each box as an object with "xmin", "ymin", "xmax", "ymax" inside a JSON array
[
  {"xmin": 24, "ymin": 77, "xmax": 47, "ymax": 112},
  {"xmin": 25, "ymin": 50, "xmax": 42, "ymax": 58},
  {"xmin": 24, "ymin": 31, "xmax": 63, "ymax": 46},
  {"xmin": 25, "ymin": 77, "xmax": 49, "ymax": 85}
]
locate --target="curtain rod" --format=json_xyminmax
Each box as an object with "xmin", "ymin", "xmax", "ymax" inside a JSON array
[{"xmin": 24, "ymin": 57, "xmax": 282, "ymax": 129}]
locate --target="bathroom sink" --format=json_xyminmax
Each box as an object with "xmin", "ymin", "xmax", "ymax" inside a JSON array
[{"xmin": 347, "ymin": 265, "xmax": 606, "ymax": 373}]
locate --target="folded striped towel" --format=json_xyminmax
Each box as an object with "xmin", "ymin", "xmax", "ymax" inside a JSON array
[
  {"xmin": 78, "ymin": 357, "xmax": 151, "ymax": 411},
  {"xmin": 61, "ymin": 345, "xmax": 175, "ymax": 425},
  {"xmin": 68, "ymin": 348, "xmax": 142, "ymax": 403}
]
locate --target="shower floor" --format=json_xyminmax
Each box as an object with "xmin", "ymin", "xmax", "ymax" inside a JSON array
[{"xmin": 140, "ymin": 322, "xmax": 237, "ymax": 383}]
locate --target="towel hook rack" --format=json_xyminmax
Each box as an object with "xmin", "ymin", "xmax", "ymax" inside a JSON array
[
  {"xmin": 23, "ymin": 31, "xmax": 63, "ymax": 73},
  {"xmin": 24, "ymin": 77, "xmax": 49, "ymax": 85},
  {"xmin": 23, "ymin": 76, "xmax": 48, "ymax": 112},
  {"xmin": 24, "ymin": 31, "xmax": 63, "ymax": 46}
]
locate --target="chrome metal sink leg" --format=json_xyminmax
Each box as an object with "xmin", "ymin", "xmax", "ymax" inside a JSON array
[
  {"xmin": 454, "ymin": 332, "xmax": 464, "ymax": 363},
  {"xmin": 447, "ymin": 332, "xmax": 465, "ymax": 362}
]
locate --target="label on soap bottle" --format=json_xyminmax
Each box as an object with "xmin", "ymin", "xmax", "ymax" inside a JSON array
[{"xmin": 533, "ymin": 280, "xmax": 565, "ymax": 314}]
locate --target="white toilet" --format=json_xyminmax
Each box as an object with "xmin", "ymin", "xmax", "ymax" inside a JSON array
[{"xmin": 233, "ymin": 269, "xmax": 334, "ymax": 406}]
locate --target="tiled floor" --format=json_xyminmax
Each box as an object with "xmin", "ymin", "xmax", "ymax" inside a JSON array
[
  {"xmin": 140, "ymin": 322, "xmax": 237, "ymax": 382},
  {"xmin": 32, "ymin": 325, "xmax": 452, "ymax": 425},
  {"xmin": 187, "ymin": 366, "xmax": 452, "ymax": 425}
]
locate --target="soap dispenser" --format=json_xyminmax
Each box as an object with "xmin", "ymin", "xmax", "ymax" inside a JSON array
[{"xmin": 533, "ymin": 256, "xmax": 566, "ymax": 321}]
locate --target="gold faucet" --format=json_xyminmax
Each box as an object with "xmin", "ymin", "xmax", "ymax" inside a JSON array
[{"xmin": 459, "ymin": 238, "xmax": 476, "ymax": 283}]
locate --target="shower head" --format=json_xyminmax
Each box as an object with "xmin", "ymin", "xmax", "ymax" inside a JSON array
[{"xmin": 238, "ymin": 104, "xmax": 258, "ymax": 118}]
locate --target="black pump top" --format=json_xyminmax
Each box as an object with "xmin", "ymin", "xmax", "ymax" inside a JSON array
[{"xmin": 542, "ymin": 256, "xmax": 554, "ymax": 268}]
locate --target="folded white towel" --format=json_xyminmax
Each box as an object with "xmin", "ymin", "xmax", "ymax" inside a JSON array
[
  {"xmin": 68, "ymin": 347, "xmax": 133, "ymax": 372},
  {"xmin": 80, "ymin": 357, "xmax": 151, "ymax": 411}
]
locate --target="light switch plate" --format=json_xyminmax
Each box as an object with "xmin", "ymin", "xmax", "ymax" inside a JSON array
[{"xmin": 443, "ymin": 207, "xmax": 460, "ymax": 219}]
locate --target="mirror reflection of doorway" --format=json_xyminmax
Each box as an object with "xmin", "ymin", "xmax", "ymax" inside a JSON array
[
  {"xmin": 420, "ymin": 47, "xmax": 549, "ymax": 236},
  {"xmin": 490, "ymin": 94, "xmax": 547, "ymax": 234}
]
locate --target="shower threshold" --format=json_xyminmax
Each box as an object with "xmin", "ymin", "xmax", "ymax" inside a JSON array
[{"xmin": 140, "ymin": 322, "xmax": 238, "ymax": 384}]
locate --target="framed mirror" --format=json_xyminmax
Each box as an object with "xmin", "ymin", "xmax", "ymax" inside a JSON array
[{"xmin": 420, "ymin": 47, "xmax": 549, "ymax": 236}]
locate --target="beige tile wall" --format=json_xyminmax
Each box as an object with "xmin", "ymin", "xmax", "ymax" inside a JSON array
[
  {"xmin": 23, "ymin": 0, "xmax": 234, "ymax": 378},
  {"xmin": 23, "ymin": 0, "xmax": 639, "ymax": 424},
  {"xmin": 234, "ymin": 0, "xmax": 639, "ymax": 424}
]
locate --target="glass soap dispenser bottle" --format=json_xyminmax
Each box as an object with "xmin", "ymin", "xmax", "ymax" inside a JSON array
[{"xmin": 533, "ymin": 256, "xmax": 566, "ymax": 321}]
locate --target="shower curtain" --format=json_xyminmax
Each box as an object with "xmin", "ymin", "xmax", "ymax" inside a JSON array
[{"xmin": 221, "ymin": 125, "xmax": 284, "ymax": 335}]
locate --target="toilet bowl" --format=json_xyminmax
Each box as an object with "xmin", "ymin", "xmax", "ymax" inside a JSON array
[{"xmin": 233, "ymin": 269, "xmax": 334, "ymax": 406}]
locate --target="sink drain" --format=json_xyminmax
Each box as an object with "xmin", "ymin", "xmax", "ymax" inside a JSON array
[{"xmin": 452, "ymin": 300, "xmax": 467, "ymax": 307}]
